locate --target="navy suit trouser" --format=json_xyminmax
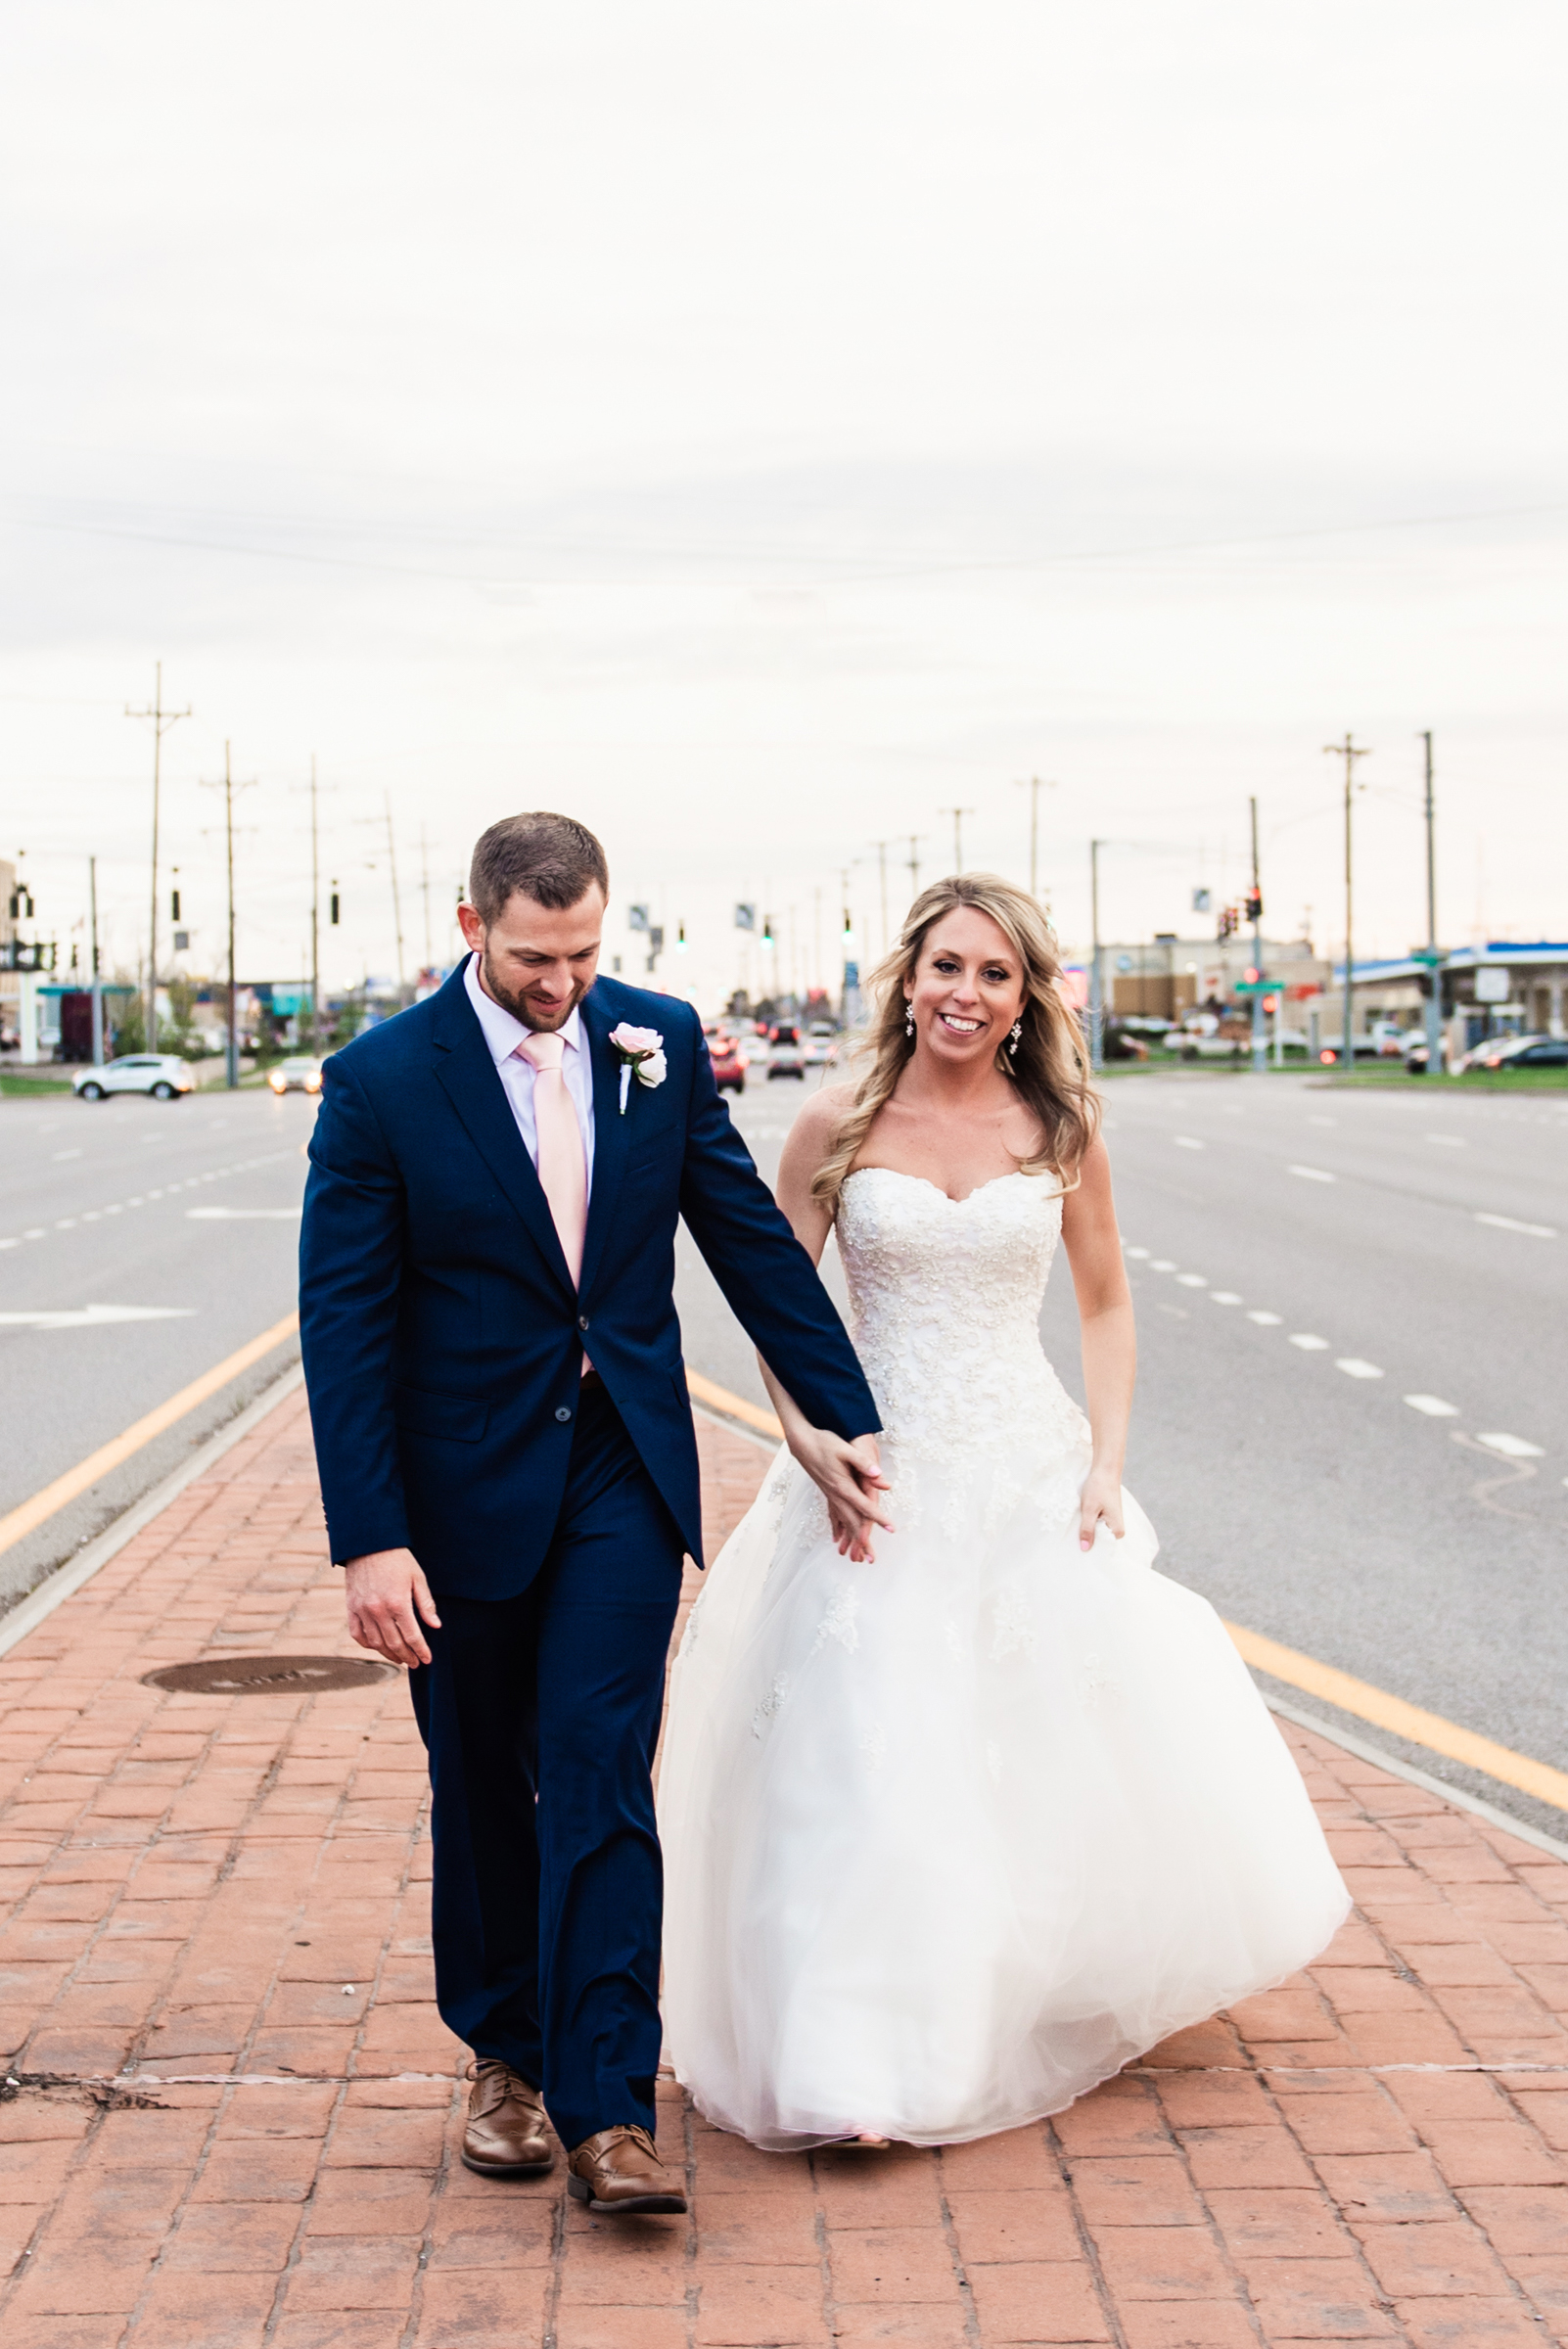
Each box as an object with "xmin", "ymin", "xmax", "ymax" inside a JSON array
[{"xmin": 408, "ymin": 1378, "xmax": 686, "ymax": 2151}]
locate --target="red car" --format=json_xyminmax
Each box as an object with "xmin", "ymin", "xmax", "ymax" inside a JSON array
[{"xmin": 705, "ymin": 1029, "xmax": 746, "ymax": 1094}]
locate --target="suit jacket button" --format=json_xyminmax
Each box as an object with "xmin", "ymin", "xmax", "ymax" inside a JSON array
[
  {"xmin": 578, "ymin": 1314, "xmax": 590, "ymax": 1331},
  {"xmin": 555, "ymin": 1405, "xmax": 572, "ymax": 1423}
]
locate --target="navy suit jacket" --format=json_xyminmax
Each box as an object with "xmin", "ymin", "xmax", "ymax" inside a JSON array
[{"xmin": 298, "ymin": 965, "xmax": 879, "ymax": 1597}]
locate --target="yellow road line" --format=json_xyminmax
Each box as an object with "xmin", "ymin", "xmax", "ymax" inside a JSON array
[
  {"xmin": 0, "ymin": 1311, "xmax": 300, "ymax": 1562},
  {"xmin": 1224, "ymin": 1621, "xmax": 1568, "ymax": 1816},
  {"xmin": 686, "ymin": 1366, "xmax": 1568, "ymax": 1817},
  {"xmin": 686, "ymin": 1369, "xmax": 784, "ymax": 1440}
]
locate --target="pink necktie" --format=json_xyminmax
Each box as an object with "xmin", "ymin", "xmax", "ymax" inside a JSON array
[{"xmin": 515, "ymin": 1031, "xmax": 588, "ymax": 1289}]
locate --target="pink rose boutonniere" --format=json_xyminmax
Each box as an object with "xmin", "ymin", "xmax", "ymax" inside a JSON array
[{"xmin": 608, "ymin": 1023, "xmax": 667, "ymax": 1114}]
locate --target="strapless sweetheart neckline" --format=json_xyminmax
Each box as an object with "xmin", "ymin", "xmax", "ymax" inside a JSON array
[{"xmin": 843, "ymin": 1164, "xmax": 1044, "ymax": 1208}]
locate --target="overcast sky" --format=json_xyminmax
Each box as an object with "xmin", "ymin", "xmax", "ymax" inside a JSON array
[{"xmin": 3, "ymin": 0, "xmax": 1565, "ymax": 1006}]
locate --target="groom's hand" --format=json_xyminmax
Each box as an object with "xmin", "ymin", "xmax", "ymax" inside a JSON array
[
  {"xmin": 792, "ymin": 1429, "xmax": 893, "ymax": 1564},
  {"xmin": 344, "ymin": 1548, "xmax": 442, "ymax": 1669}
]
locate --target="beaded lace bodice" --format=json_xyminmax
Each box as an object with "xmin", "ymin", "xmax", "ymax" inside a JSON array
[{"xmin": 836, "ymin": 1168, "xmax": 1086, "ymax": 1471}]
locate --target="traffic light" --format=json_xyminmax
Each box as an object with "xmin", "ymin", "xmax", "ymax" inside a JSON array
[
  {"xmin": 1244, "ymin": 888, "xmax": 1263, "ymax": 924},
  {"xmin": 1217, "ymin": 904, "xmax": 1237, "ymax": 940},
  {"xmin": 171, "ymin": 887, "xmax": 181, "ymax": 922},
  {"xmin": 330, "ymin": 885, "xmax": 340, "ymax": 926}
]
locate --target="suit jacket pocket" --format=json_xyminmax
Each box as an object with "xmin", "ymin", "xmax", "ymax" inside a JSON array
[{"xmin": 393, "ymin": 1384, "xmax": 489, "ymax": 1443}]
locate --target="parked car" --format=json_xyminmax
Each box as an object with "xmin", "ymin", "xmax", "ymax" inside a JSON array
[
  {"xmin": 804, "ymin": 1021, "xmax": 839, "ymax": 1068},
  {"xmin": 1461, "ymin": 1033, "xmax": 1568, "ymax": 1073},
  {"xmin": 73, "ymin": 1053, "xmax": 194, "ymax": 1102},
  {"xmin": 267, "ymin": 1055, "xmax": 326, "ymax": 1095},
  {"xmin": 766, "ymin": 1023, "xmax": 806, "ymax": 1080},
  {"xmin": 705, "ymin": 1030, "xmax": 746, "ymax": 1094}
]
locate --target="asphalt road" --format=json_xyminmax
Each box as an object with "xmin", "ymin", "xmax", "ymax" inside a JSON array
[
  {"xmin": 674, "ymin": 1066, "xmax": 1568, "ymax": 1837},
  {"xmin": 0, "ymin": 1084, "xmax": 313, "ymax": 1605}
]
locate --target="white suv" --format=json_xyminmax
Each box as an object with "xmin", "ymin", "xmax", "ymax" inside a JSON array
[{"xmin": 73, "ymin": 1053, "xmax": 195, "ymax": 1102}]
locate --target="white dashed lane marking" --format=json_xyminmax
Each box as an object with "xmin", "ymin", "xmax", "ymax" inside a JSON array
[
  {"xmin": 1210, "ymin": 1291, "xmax": 1241, "ymax": 1306},
  {"xmin": 1176, "ymin": 1273, "xmax": 1207, "ymax": 1288},
  {"xmin": 1173, "ymin": 1135, "xmax": 1204, "ymax": 1150},
  {"xmin": 1336, "ymin": 1358, "xmax": 1384, "ymax": 1379},
  {"xmin": 1405, "ymin": 1395, "xmax": 1459, "ymax": 1417},
  {"xmin": 1287, "ymin": 1164, "xmax": 1336, "ymax": 1183},
  {"xmin": 1476, "ymin": 1432, "xmax": 1546, "ymax": 1459},
  {"xmin": 1246, "ymin": 1310, "xmax": 1283, "ymax": 1325},
  {"xmin": 1475, "ymin": 1213, "xmax": 1556, "ymax": 1239},
  {"xmin": 1289, "ymin": 1334, "xmax": 1331, "ymax": 1351}
]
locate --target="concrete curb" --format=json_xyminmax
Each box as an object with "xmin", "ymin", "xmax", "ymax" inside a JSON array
[
  {"xmin": 1267, "ymin": 1690, "xmax": 1568, "ymax": 1864},
  {"xmin": 0, "ymin": 1362, "xmax": 306, "ymax": 1664}
]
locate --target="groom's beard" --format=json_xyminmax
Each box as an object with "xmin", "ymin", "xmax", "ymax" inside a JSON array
[{"xmin": 479, "ymin": 947, "xmax": 594, "ymax": 1035}]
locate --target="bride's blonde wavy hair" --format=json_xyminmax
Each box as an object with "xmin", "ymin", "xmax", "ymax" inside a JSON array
[{"xmin": 809, "ymin": 872, "xmax": 1101, "ymax": 1215}]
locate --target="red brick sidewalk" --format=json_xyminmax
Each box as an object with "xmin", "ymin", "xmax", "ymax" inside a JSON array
[{"xmin": 1, "ymin": 1388, "xmax": 1565, "ymax": 2348}]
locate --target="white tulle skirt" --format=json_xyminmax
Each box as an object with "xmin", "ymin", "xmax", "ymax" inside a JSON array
[{"xmin": 658, "ymin": 1439, "xmax": 1350, "ymax": 2150}]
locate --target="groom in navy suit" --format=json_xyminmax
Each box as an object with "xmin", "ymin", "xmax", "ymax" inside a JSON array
[{"xmin": 300, "ymin": 812, "xmax": 884, "ymax": 2215}]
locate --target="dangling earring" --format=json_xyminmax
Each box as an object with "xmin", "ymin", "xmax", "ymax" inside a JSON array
[
  {"xmin": 1007, "ymin": 1020, "xmax": 1023, "ymax": 1055},
  {"xmin": 904, "ymin": 1002, "xmax": 916, "ymax": 1037}
]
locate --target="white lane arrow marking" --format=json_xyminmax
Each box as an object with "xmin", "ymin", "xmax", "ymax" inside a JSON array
[{"xmin": 0, "ymin": 1305, "xmax": 197, "ymax": 1330}]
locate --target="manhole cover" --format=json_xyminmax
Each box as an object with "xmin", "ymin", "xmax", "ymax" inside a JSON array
[{"xmin": 142, "ymin": 1654, "xmax": 396, "ymax": 1695}]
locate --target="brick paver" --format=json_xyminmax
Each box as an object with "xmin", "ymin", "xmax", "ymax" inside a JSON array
[{"xmin": 1, "ymin": 1388, "xmax": 1565, "ymax": 2346}]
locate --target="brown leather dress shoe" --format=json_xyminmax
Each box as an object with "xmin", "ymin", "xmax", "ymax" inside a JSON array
[
  {"xmin": 461, "ymin": 2059, "xmax": 553, "ymax": 2178},
  {"xmin": 567, "ymin": 2124, "xmax": 686, "ymax": 2215}
]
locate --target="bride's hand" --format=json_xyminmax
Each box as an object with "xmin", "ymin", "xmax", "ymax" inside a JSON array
[
  {"xmin": 1079, "ymin": 1464, "xmax": 1126, "ymax": 1552},
  {"xmin": 792, "ymin": 1428, "xmax": 894, "ymax": 1564}
]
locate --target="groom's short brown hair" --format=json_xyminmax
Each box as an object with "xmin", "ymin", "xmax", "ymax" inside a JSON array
[{"xmin": 468, "ymin": 812, "xmax": 610, "ymax": 923}]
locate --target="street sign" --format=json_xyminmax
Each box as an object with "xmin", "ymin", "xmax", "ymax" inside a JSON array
[
  {"xmin": 1233, "ymin": 977, "xmax": 1275, "ymax": 994},
  {"xmin": 1409, "ymin": 946, "xmax": 1447, "ymax": 967},
  {"xmin": 1475, "ymin": 966, "xmax": 1510, "ymax": 1003}
]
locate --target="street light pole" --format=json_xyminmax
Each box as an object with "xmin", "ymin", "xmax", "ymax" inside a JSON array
[
  {"xmin": 87, "ymin": 855, "xmax": 104, "ymax": 1068},
  {"xmin": 1088, "ymin": 838, "xmax": 1105, "ymax": 1072},
  {"xmin": 906, "ymin": 835, "xmax": 923, "ymax": 908},
  {"xmin": 1420, "ymin": 731, "xmax": 1443, "ymax": 1075},
  {"xmin": 1323, "ymin": 733, "xmax": 1371, "ymax": 1070},
  {"xmin": 201, "ymin": 743, "xmax": 255, "ymax": 1089},
  {"xmin": 1249, "ymin": 795, "xmax": 1267, "ymax": 1075}
]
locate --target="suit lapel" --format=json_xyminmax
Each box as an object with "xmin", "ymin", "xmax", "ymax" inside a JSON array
[
  {"xmin": 577, "ymin": 987, "xmax": 632, "ymax": 1304},
  {"xmin": 431, "ymin": 971, "xmax": 576, "ymax": 1305}
]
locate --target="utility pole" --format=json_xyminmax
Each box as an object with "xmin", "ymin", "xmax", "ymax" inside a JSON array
[
  {"xmin": 1014, "ymin": 777, "xmax": 1056, "ymax": 899},
  {"xmin": 1323, "ymin": 733, "xmax": 1371, "ymax": 1070},
  {"xmin": 124, "ymin": 661, "xmax": 190, "ymax": 1052},
  {"xmin": 939, "ymin": 806, "xmax": 975, "ymax": 875},
  {"xmin": 87, "ymin": 855, "xmax": 104, "ymax": 1067},
  {"xmin": 1248, "ymin": 795, "xmax": 1267, "ymax": 1075},
  {"xmin": 383, "ymin": 793, "xmax": 406, "ymax": 999},
  {"xmin": 1419, "ymin": 731, "xmax": 1443, "ymax": 1075},
  {"xmin": 1088, "ymin": 839, "xmax": 1106, "ymax": 1072},
  {"xmin": 201, "ymin": 744, "xmax": 256, "ymax": 1088},
  {"xmin": 906, "ymin": 835, "xmax": 924, "ymax": 907}
]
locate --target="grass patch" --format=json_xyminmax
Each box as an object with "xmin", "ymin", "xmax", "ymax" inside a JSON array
[
  {"xmin": 1322, "ymin": 1067, "xmax": 1568, "ymax": 1093},
  {"xmin": 0, "ymin": 1072, "xmax": 73, "ymax": 1097}
]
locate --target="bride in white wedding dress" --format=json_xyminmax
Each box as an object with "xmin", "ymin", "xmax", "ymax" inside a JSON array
[{"xmin": 659, "ymin": 874, "xmax": 1348, "ymax": 2151}]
